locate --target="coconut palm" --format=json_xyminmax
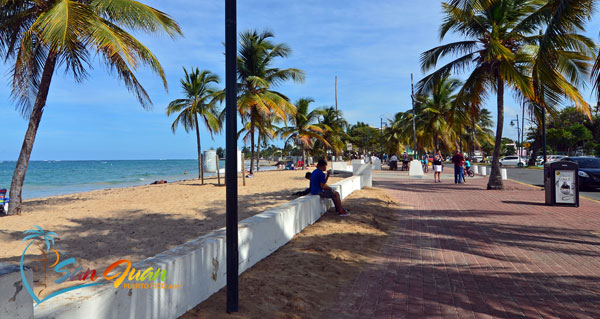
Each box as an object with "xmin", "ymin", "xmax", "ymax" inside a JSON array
[
  {"xmin": 383, "ymin": 112, "xmax": 410, "ymax": 156},
  {"xmin": 167, "ymin": 68, "xmax": 222, "ymax": 184},
  {"xmin": 421, "ymin": 0, "xmax": 538, "ymax": 189},
  {"xmin": 433, "ymin": 0, "xmax": 596, "ymax": 189},
  {"xmin": 236, "ymin": 29, "xmax": 305, "ymax": 173},
  {"xmin": 318, "ymin": 107, "xmax": 348, "ymax": 158},
  {"xmin": 238, "ymin": 112, "xmax": 278, "ymax": 171},
  {"xmin": 418, "ymin": 73, "xmax": 463, "ymax": 151},
  {"xmin": 2, "ymin": 0, "xmax": 182, "ymax": 214},
  {"xmin": 279, "ymin": 98, "xmax": 329, "ymax": 168}
]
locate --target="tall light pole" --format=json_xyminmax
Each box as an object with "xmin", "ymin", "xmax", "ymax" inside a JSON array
[
  {"xmin": 380, "ymin": 117, "xmax": 384, "ymax": 156},
  {"xmin": 411, "ymin": 74, "xmax": 417, "ymax": 158},
  {"xmin": 510, "ymin": 115, "xmax": 521, "ymax": 167},
  {"xmin": 521, "ymin": 103, "xmax": 525, "ymax": 162},
  {"xmin": 542, "ymin": 106, "xmax": 547, "ymax": 165},
  {"xmin": 225, "ymin": 0, "xmax": 238, "ymax": 313}
]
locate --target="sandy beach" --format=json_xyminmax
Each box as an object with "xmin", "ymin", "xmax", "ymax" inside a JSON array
[
  {"xmin": 181, "ymin": 187, "xmax": 398, "ymax": 319},
  {"xmin": 0, "ymin": 169, "xmax": 343, "ymax": 297}
]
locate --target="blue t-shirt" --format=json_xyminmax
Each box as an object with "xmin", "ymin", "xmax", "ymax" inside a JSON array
[{"xmin": 310, "ymin": 169, "xmax": 326, "ymax": 195}]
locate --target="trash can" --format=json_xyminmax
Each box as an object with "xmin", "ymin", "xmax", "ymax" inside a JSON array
[{"xmin": 544, "ymin": 161, "xmax": 579, "ymax": 207}]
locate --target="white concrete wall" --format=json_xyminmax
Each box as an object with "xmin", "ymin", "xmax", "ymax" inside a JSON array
[
  {"xmin": 34, "ymin": 175, "xmax": 367, "ymax": 319},
  {"xmin": 331, "ymin": 161, "xmax": 352, "ymax": 173},
  {"xmin": 0, "ymin": 263, "xmax": 33, "ymax": 319},
  {"xmin": 353, "ymin": 164, "xmax": 372, "ymax": 188},
  {"xmin": 370, "ymin": 157, "xmax": 382, "ymax": 170}
]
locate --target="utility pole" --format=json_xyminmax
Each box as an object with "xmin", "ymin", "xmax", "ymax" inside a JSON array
[
  {"xmin": 471, "ymin": 110, "xmax": 476, "ymax": 162},
  {"xmin": 335, "ymin": 76, "xmax": 338, "ymax": 113},
  {"xmin": 516, "ymin": 114, "xmax": 521, "ymax": 165},
  {"xmin": 521, "ymin": 102, "xmax": 525, "ymax": 162},
  {"xmin": 380, "ymin": 117, "xmax": 384, "ymax": 156},
  {"xmin": 411, "ymin": 74, "xmax": 417, "ymax": 158},
  {"xmin": 511, "ymin": 115, "xmax": 521, "ymax": 166},
  {"xmin": 225, "ymin": 0, "xmax": 238, "ymax": 313},
  {"xmin": 542, "ymin": 106, "xmax": 547, "ymax": 166}
]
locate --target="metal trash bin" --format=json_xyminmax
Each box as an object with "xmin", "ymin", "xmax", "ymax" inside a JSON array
[{"xmin": 544, "ymin": 161, "xmax": 579, "ymax": 207}]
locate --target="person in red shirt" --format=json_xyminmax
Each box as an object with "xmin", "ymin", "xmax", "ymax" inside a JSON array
[{"xmin": 451, "ymin": 150, "xmax": 465, "ymax": 184}]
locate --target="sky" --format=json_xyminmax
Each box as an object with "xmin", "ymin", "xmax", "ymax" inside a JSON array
[{"xmin": 1, "ymin": 0, "xmax": 600, "ymax": 160}]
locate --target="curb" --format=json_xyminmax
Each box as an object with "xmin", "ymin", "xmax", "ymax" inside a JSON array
[{"xmin": 507, "ymin": 179, "xmax": 600, "ymax": 204}]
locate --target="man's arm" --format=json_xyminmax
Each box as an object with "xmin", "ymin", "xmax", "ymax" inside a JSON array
[{"xmin": 320, "ymin": 170, "xmax": 330, "ymax": 190}]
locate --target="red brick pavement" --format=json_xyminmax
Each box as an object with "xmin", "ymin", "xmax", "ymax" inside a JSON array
[{"xmin": 325, "ymin": 170, "xmax": 600, "ymax": 319}]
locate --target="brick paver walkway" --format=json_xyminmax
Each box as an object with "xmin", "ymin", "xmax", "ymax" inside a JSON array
[{"xmin": 325, "ymin": 170, "xmax": 600, "ymax": 319}]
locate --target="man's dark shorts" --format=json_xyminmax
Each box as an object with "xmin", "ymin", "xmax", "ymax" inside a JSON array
[{"xmin": 319, "ymin": 188, "xmax": 335, "ymax": 199}]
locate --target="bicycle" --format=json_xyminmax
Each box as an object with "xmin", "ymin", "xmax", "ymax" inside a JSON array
[
  {"xmin": 422, "ymin": 161, "xmax": 429, "ymax": 173},
  {"xmin": 465, "ymin": 166, "xmax": 474, "ymax": 177}
]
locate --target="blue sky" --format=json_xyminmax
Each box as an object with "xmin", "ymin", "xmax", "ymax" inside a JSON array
[{"xmin": 1, "ymin": 1, "xmax": 599, "ymax": 160}]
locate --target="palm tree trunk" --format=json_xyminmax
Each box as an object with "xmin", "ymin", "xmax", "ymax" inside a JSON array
[
  {"xmin": 302, "ymin": 147, "xmax": 306, "ymax": 169},
  {"xmin": 488, "ymin": 73, "xmax": 505, "ymax": 190},
  {"xmin": 250, "ymin": 120, "xmax": 255, "ymax": 174},
  {"xmin": 256, "ymin": 134, "xmax": 261, "ymax": 171},
  {"xmin": 194, "ymin": 114, "xmax": 204, "ymax": 184},
  {"xmin": 8, "ymin": 52, "xmax": 58, "ymax": 215}
]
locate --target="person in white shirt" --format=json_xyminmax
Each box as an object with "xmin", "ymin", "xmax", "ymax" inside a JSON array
[{"xmin": 389, "ymin": 154, "xmax": 399, "ymax": 170}]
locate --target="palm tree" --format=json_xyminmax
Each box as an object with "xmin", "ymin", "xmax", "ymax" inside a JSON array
[
  {"xmin": 236, "ymin": 29, "xmax": 305, "ymax": 173},
  {"xmin": 166, "ymin": 68, "xmax": 222, "ymax": 184},
  {"xmin": 434, "ymin": 0, "xmax": 595, "ymax": 189},
  {"xmin": 318, "ymin": 107, "xmax": 348, "ymax": 159},
  {"xmin": 279, "ymin": 98, "xmax": 329, "ymax": 168},
  {"xmin": 2, "ymin": 0, "xmax": 182, "ymax": 214},
  {"xmin": 417, "ymin": 73, "xmax": 462, "ymax": 151},
  {"xmin": 421, "ymin": 0, "xmax": 539, "ymax": 190},
  {"xmin": 383, "ymin": 112, "xmax": 410, "ymax": 156}
]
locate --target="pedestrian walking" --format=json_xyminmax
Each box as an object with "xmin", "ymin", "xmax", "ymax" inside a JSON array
[
  {"xmin": 433, "ymin": 152, "xmax": 443, "ymax": 183},
  {"xmin": 389, "ymin": 154, "xmax": 398, "ymax": 170},
  {"xmin": 451, "ymin": 150, "xmax": 465, "ymax": 184}
]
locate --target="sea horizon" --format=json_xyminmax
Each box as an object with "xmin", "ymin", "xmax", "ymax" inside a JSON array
[{"xmin": 0, "ymin": 159, "xmax": 274, "ymax": 200}]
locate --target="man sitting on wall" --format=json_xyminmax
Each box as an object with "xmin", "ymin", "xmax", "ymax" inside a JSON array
[
  {"xmin": 310, "ymin": 159, "xmax": 350, "ymax": 216},
  {"xmin": 292, "ymin": 172, "xmax": 312, "ymax": 196}
]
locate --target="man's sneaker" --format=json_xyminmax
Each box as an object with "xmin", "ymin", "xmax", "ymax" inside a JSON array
[{"xmin": 338, "ymin": 210, "xmax": 350, "ymax": 217}]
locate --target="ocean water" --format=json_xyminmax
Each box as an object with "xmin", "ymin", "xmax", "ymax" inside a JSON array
[{"xmin": 0, "ymin": 159, "xmax": 248, "ymax": 200}]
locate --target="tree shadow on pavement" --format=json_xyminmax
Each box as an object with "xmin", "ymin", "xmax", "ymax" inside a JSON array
[{"xmin": 502, "ymin": 200, "xmax": 547, "ymax": 206}]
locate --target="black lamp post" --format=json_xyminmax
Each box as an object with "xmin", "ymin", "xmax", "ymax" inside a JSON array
[{"xmin": 225, "ymin": 0, "xmax": 238, "ymax": 313}]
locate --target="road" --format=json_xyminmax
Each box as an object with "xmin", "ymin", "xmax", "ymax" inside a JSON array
[{"xmin": 504, "ymin": 167, "xmax": 600, "ymax": 202}]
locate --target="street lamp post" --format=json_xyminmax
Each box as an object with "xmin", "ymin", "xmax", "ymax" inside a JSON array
[
  {"xmin": 510, "ymin": 115, "xmax": 521, "ymax": 167},
  {"xmin": 225, "ymin": 0, "xmax": 238, "ymax": 313},
  {"xmin": 380, "ymin": 117, "xmax": 383, "ymax": 156},
  {"xmin": 411, "ymin": 74, "xmax": 417, "ymax": 158},
  {"xmin": 542, "ymin": 107, "xmax": 547, "ymax": 166}
]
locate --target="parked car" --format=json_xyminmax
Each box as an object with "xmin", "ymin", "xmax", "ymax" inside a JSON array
[
  {"xmin": 472, "ymin": 155, "xmax": 483, "ymax": 162},
  {"xmin": 499, "ymin": 156, "xmax": 527, "ymax": 167},
  {"xmin": 560, "ymin": 157, "xmax": 600, "ymax": 190},
  {"xmin": 535, "ymin": 155, "xmax": 566, "ymax": 166},
  {"xmin": 547, "ymin": 155, "xmax": 566, "ymax": 163}
]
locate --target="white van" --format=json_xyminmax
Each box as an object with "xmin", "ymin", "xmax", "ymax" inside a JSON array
[{"xmin": 499, "ymin": 156, "xmax": 527, "ymax": 167}]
